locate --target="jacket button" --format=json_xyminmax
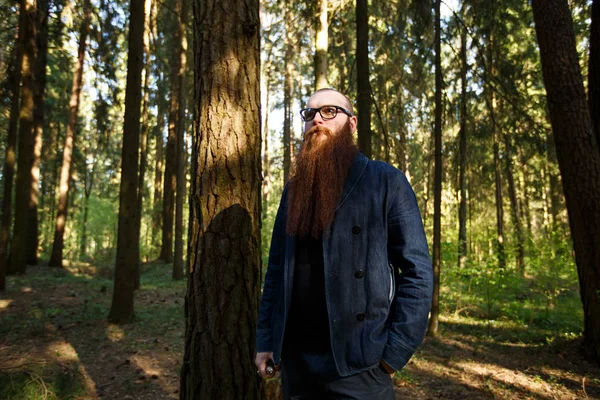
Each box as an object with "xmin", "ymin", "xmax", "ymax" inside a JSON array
[
  {"xmin": 352, "ymin": 225, "xmax": 361, "ymax": 234},
  {"xmin": 354, "ymin": 269, "xmax": 364, "ymax": 278},
  {"xmin": 356, "ymin": 313, "xmax": 365, "ymax": 321}
]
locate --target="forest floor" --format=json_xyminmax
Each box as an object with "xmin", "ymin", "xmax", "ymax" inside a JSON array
[{"xmin": 0, "ymin": 262, "xmax": 599, "ymax": 400}]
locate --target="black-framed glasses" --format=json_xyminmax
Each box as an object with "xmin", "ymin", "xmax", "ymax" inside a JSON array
[{"xmin": 299, "ymin": 105, "xmax": 353, "ymax": 122}]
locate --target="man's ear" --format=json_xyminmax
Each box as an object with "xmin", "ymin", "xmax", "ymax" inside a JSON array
[{"xmin": 350, "ymin": 116, "xmax": 358, "ymax": 133}]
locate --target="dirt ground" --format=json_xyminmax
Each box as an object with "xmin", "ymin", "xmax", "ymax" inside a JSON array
[{"xmin": 1, "ymin": 264, "xmax": 599, "ymax": 399}]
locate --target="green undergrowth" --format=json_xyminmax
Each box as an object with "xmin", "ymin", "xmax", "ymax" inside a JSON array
[
  {"xmin": 439, "ymin": 251, "xmax": 582, "ymax": 344},
  {"xmin": 0, "ymin": 362, "xmax": 87, "ymax": 400}
]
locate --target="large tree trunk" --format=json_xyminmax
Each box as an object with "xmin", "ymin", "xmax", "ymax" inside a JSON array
[
  {"xmin": 0, "ymin": 26, "xmax": 23, "ymax": 289},
  {"xmin": 179, "ymin": 0, "xmax": 261, "ymax": 396},
  {"xmin": 48, "ymin": 0, "xmax": 91, "ymax": 267},
  {"xmin": 356, "ymin": 0, "xmax": 371, "ymax": 158},
  {"xmin": 8, "ymin": 0, "xmax": 38, "ymax": 275},
  {"xmin": 172, "ymin": 0, "xmax": 188, "ymax": 280},
  {"xmin": 590, "ymin": 0, "xmax": 599, "ymax": 147},
  {"xmin": 314, "ymin": 0, "xmax": 328, "ymax": 90},
  {"xmin": 532, "ymin": 0, "xmax": 600, "ymax": 364},
  {"xmin": 457, "ymin": 14, "xmax": 468, "ymax": 271},
  {"xmin": 427, "ymin": 0, "xmax": 442, "ymax": 337},
  {"xmin": 26, "ymin": 0, "xmax": 49, "ymax": 266},
  {"xmin": 160, "ymin": 0, "xmax": 185, "ymax": 263},
  {"xmin": 108, "ymin": 0, "xmax": 145, "ymax": 324}
]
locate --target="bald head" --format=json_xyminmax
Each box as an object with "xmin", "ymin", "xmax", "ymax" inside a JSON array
[{"xmin": 308, "ymin": 88, "xmax": 354, "ymax": 115}]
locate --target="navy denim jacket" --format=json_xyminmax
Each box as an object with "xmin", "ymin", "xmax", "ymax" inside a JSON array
[{"xmin": 256, "ymin": 153, "xmax": 433, "ymax": 377}]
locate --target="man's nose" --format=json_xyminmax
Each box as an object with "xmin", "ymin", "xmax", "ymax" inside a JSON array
[{"xmin": 312, "ymin": 111, "xmax": 325, "ymax": 124}]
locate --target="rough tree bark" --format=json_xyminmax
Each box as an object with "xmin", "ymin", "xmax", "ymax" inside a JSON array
[
  {"xmin": 49, "ymin": 0, "xmax": 92, "ymax": 267},
  {"xmin": 590, "ymin": 0, "xmax": 599, "ymax": 147},
  {"xmin": 356, "ymin": 0, "xmax": 371, "ymax": 158},
  {"xmin": 427, "ymin": 0, "xmax": 442, "ymax": 337},
  {"xmin": 8, "ymin": 0, "xmax": 38, "ymax": 275},
  {"xmin": 107, "ymin": 0, "xmax": 145, "ymax": 323},
  {"xmin": 532, "ymin": 0, "xmax": 600, "ymax": 365},
  {"xmin": 179, "ymin": 0, "xmax": 261, "ymax": 395}
]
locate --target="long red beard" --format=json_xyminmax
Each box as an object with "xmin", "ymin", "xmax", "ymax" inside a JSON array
[{"xmin": 286, "ymin": 122, "xmax": 358, "ymax": 238}]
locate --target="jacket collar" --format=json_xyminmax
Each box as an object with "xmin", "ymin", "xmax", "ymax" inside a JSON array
[{"xmin": 335, "ymin": 152, "xmax": 369, "ymax": 211}]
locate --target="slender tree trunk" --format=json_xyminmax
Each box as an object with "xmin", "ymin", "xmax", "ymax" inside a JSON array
[
  {"xmin": 49, "ymin": 0, "xmax": 91, "ymax": 267},
  {"xmin": 546, "ymin": 130, "xmax": 564, "ymax": 231},
  {"xmin": 427, "ymin": 0, "xmax": 442, "ymax": 337},
  {"xmin": 492, "ymin": 109, "xmax": 505, "ymax": 268},
  {"xmin": 0, "ymin": 26, "xmax": 23, "ymax": 288},
  {"xmin": 8, "ymin": 0, "xmax": 38, "ymax": 275},
  {"xmin": 457, "ymin": 16, "xmax": 468, "ymax": 271},
  {"xmin": 151, "ymin": 0, "xmax": 163, "ymax": 255},
  {"xmin": 532, "ymin": 0, "xmax": 600, "ymax": 364},
  {"xmin": 590, "ymin": 0, "xmax": 599, "ymax": 147},
  {"xmin": 80, "ymin": 171, "xmax": 93, "ymax": 257},
  {"xmin": 397, "ymin": 94, "xmax": 407, "ymax": 173},
  {"xmin": 314, "ymin": 0, "xmax": 328, "ymax": 90},
  {"xmin": 173, "ymin": 0, "xmax": 188, "ymax": 280},
  {"xmin": 356, "ymin": 0, "xmax": 371, "ymax": 158},
  {"xmin": 153, "ymin": 105, "xmax": 164, "ymax": 250},
  {"xmin": 504, "ymin": 134, "xmax": 524, "ymax": 275},
  {"xmin": 262, "ymin": 52, "xmax": 272, "ymax": 218},
  {"xmin": 173, "ymin": 107, "xmax": 186, "ymax": 280},
  {"xmin": 487, "ymin": 30, "xmax": 506, "ymax": 269},
  {"xmin": 134, "ymin": 0, "xmax": 153, "ymax": 288},
  {"xmin": 160, "ymin": 0, "xmax": 185, "ymax": 263},
  {"xmin": 26, "ymin": 0, "xmax": 49, "ymax": 266},
  {"xmin": 179, "ymin": 0, "xmax": 261, "ymax": 396},
  {"xmin": 282, "ymin": 4, "xmax": 292, "ymax": 184},
  {"xmin": 519, "ymin": 156, "xmax": 532, "ymax": 234},
  {"xmin": 108, "ymin": 0, "xmax": 145, "ymax": 324}
]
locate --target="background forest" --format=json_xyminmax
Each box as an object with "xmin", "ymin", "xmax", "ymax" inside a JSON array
[{"xmin": 0, "ymin": 0, "xmax": 599, "ymax": 398}]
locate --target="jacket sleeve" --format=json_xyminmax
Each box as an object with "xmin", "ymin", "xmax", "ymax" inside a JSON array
[
  {"xmin": 381, "ymin": 173, "xmax": 433, "ymax": 371},
  {"xmin": 256, "ymin": 185, "xmax": 288, "ymax": 353}
]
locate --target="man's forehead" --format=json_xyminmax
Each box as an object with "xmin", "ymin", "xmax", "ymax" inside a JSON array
[{"xmin": 307, "ymin": 90, "xmax": 350, "ymax": 108}]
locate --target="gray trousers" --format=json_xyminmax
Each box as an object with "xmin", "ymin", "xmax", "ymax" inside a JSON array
[{"xmin": 280, "ymin": 349, "xmax": 395, "ymax": 400}]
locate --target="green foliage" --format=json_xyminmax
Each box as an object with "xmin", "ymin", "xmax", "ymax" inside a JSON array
[{"xmin": 440, "ymin": 230, "xmax": 582, "ymax": 343}]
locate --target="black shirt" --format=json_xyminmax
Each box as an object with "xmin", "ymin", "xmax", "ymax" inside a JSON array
[{"xmin": 284, "ymin": 235, "xmax": 331, "ymax": 353}]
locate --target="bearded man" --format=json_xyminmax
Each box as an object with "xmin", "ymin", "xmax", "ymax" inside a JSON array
[{"xmin": 256, "ymin": 88, "xmax": 433, "ymax": 399}]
